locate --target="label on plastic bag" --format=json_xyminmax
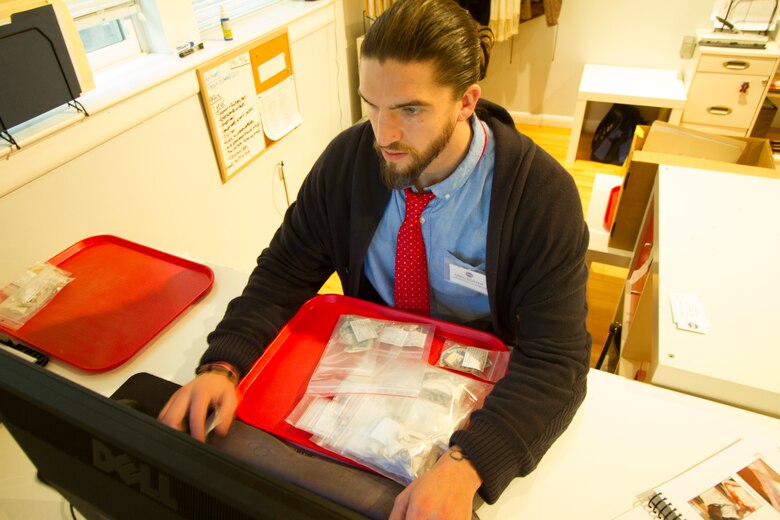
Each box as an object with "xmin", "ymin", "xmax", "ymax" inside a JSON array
[
  {"xmin": 463, "ymin": 347, "xmax": 488, "ymax": 371},
  {"xmin": 403, "ymin": 330, "xmax": 427, "ymax": 348},
  {"xmin": 350, "ymin": 318, "xmax": 379, "ymax": 342},
  {"xmin": 379, "ymin": 326, "xmax": 409, "ymax": 347}
]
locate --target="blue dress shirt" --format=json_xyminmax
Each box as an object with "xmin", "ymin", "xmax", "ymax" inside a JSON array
[{"xmin": 364, "ymin": 115, "xmax": 495, "ymax": 323}]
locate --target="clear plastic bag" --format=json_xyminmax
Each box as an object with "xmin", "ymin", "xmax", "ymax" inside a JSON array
[
  {"xmin": 308, "ymin": 315, "xmax": 381, "ymax": 380},
  {"xmin": 0, "ymin": 262, "xmax": 74, "ymax": 331},
  {"xmin": 286, "ymin": 394, "xmax": 346, "ymax": 439},
  {"xmin": 288, "ymin": 365, "xmax": 494, "ymax": 485},
  {"xmin": 306, "ymin": 315, "xmax": 435, "ymax": 397},
  {"xmin": 436, "ymin": 340, "xmax": 510, "ymax": 383},
  {"xmin": 307, "ymin": 355, "xmax": 429, "ymax": 397},
  {"xmin": 375, "ymin": 321, "xmax": 434, "ymax": 358}
]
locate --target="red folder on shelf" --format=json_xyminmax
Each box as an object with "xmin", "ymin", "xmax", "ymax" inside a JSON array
[
  {"xmin": 0, "ymin": 235, "xmax": 214, "ymax": 371},
  {"xmin": 604, "ymin": 185, "xmax": 621, "ymax": 231},
  {"xmin": 236, "ymin": 294, "xmax": 508, "ymax": 467}
]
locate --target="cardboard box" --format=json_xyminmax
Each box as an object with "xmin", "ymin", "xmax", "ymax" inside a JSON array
[
  {"xmin": 608, "ymin": 122, "xmax": 779, "ymax": 251},
  {"xmin": 641, "ymin": 120, "xmax": 748, "ymax": 163}
]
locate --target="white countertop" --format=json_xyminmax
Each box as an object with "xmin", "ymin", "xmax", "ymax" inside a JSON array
[{"xmin": 2, "ymin": 261, "xmax": 780, "ymax": 519}]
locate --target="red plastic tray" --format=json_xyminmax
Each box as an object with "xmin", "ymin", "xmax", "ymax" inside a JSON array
[
  {"xmin": 0, "ymin": 235, "xmax": 213, "ymax": 371},
  {"xmin": 236, "ymin": 294, "xmax": 507, "ymax": 466}
]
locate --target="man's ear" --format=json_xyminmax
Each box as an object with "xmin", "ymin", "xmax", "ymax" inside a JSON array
[{"xmin": 458, "ymin": 84, "xmax": 481, "ymax": 121}]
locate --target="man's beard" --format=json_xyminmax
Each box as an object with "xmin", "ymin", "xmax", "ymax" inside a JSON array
[{"xmin": 374, "ymin": 117, "xmax": 457, "ymax": 190}]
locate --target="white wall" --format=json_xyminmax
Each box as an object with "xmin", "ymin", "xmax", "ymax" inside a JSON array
[
  {"xmin": 0, "ymin": 1, "xmax": 739, "ymax": 280},
  {"xmin": 479, "ymin": 0, "xmax": 715, "ymax": 125},
  {"xmin": 0, "ymin": 4, "xmax": 352, "ymax": 279}
]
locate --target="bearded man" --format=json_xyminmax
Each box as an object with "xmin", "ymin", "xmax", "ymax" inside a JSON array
[{"xmin": 160, "ymin": 0, "xmax": 591, "ymax": 517}]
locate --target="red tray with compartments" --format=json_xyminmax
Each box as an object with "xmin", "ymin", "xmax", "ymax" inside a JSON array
[
  {"xmin": 236, "ymin": 294, "xmax": 507, "ymax": 465},
  {"xmin": 0, "ymin": 235, "xmax": 213, "ymax": 371}
]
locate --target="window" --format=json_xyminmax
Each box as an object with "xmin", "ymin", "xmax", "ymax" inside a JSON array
[
  {"xmin": 79, "ymin": 20, "xmax": 127, "ymax": 53},
  {"xmin": 192, "ymin": 0, "xmax": 282, "ymax": 32},
  {"xmin": 65, "ymin": 0, "xmax": 141, "ymax": 70}
]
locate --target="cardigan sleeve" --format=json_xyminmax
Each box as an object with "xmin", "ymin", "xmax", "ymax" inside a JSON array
[
  {"xmin": 451, "ymin": 125, "xmax": 591, "ymax": 503},
  {"xmin": 199, "ymin": 128, "xmax": 365, "ymax": 377}
]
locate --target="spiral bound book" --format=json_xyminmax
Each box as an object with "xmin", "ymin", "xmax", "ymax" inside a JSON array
[{"xmin": 615, "ymin": 437, "xmax": 780, "ymax": 520}]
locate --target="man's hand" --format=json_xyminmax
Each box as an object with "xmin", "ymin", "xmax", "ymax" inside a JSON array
[
  {"xmin": 389, "ymin": 446, "xmax": 482, "ymax": 520},
  {"xmin": 157, "ymin": 371, "xmax": 238, "ymax": 441}
]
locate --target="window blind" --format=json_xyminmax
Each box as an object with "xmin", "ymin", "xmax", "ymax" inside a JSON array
[
  {"xmin": 64, "ymin": 0, "xmax": 139, "ymax": 29},
  {"xmin": 192, "ymin": 0, "xmax": 282, "ymax": 31}
]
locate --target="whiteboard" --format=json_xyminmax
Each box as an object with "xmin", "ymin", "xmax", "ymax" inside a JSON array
[
  {"xmin": 196, "ymin": 29, "xmax": 297, "ymax": 183},
  {"xmin": 200, "ymin": 53, "xmax": 265, "ymax": 179}
]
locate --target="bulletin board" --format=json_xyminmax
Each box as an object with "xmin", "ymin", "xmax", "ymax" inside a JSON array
[{"xmin": 196, "ymin": 28, "xmax": 302, "ymax": 183}]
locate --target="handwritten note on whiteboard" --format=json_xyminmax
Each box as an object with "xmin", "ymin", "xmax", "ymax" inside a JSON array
[
  {"xmin": 202, "ymin": 53, "xmax": 265, "ymax": 178},
  {"xmin": 197, "ymin": 28, "xmax": 295, "ymax": 182}
]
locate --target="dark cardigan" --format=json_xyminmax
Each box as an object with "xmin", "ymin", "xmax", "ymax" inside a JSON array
[{"xmin": 202, "ymin": 99, "xmax": 591, "ymax": 503}]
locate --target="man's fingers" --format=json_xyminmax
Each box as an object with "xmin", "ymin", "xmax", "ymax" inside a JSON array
[
  {"xmin": 188, "ymin": 388, "xmax": 213, "ymax": 442},
  {"xmin": 157, "ymin": 387, "xmax": 191, "ymax": 431},
  {"xmin": 389, "ymin": 487, "xmax": 410, "ymax": 520},
  {"xmin": 213, "ymin": 392, "xmax": 237, "ymax": 437},
  {"xmin": 156, "ymin": 373, "xmax": 238, "ymax": 441}
]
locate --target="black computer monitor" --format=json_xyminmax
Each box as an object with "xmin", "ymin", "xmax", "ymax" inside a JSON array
[{"xmin": 0, "ymin": 349, "xmax": 368, "ymax": 519}]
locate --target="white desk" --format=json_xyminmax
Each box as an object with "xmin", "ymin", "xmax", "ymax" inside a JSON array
[
  {"xmin": 0, "ymin": 263, "xmax": 244, "ymax": 518},
  {"xmin": 2, "ymin": 263, "xmax": 780, "ymax": 519},
  {"xmin": 480, "ymin": 370, "xmax": 780, "ymax": 520},
  {"xmin": 649, "ymin": 165, "xmax": 780, "ymax": 417}
]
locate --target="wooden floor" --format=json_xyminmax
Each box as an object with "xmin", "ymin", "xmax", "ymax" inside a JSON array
[{"xmin": 320, "ymin": 124, "xmax": 627, "ymax": 368}]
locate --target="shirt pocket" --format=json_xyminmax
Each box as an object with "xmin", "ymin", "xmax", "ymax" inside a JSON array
[{"xmin": 441, "ymin": 250, "xmax": 488, "ymax": 296}]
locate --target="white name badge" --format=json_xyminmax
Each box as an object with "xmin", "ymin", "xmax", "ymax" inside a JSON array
[{"xmin": 447, "ymin": 263, "xmax": 488, "ymax": 295}]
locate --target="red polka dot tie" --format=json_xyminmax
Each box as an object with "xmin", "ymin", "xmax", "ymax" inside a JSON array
[{"xmin": 395, "ymin": 187, "xmax": 435, "ymax": 316}]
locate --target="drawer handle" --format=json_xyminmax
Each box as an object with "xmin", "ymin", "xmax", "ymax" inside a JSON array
[
  {"xmin": 707, "ymin": 106, "xmax": 733, "ymax": 116},
  {"xmin": 723, "ymin": 60, "xmax": 750, "ymax": 70}
]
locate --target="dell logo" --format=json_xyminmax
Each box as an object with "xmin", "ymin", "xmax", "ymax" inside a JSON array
[{"xmin": 92, "ymin": 439, "xmax": 178, "ymax": 510}]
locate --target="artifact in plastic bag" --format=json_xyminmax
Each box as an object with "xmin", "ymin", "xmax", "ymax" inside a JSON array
[
  {"xmin": 287, "ymin": 365, "xmax": 494, "ymax": 485},
  {"xmin": 376, "ymin": 321, "xmax": 434, "ymax": 358},
  {"xmin": 306, "ymin": 315, "xmax": 435, "ymax": 397},
  {"xmin": 436, "ymin": 340, "xmax": 510, "ymax": 383},
  {"xmin": 0, "ymin": 262, "xmax": 74, "ymax": 331},
  {"xmin": 286, "ymin": 394, "xmax": 347, "ymax": 440},
  {"xmin": 308, "ymin": 315, "xmax": 382, "ymax": 381}
]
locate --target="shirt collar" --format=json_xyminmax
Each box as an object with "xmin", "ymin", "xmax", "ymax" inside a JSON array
[{"xmin": 427, "ymin": 115, "xmax": 487, "ymax": 200}]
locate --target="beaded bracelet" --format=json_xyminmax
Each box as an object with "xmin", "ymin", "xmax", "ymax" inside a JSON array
[{"xmin": 195, "ymin": 362, "xmax": 240, "ymax": 386}]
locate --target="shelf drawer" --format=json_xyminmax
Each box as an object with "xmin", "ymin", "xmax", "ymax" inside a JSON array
[
  {"xmin": 682, "ymin": 72, "xmax": 765, "ymax": 128},
  {"xmin": 697, "ymin": 54, "xmax": 778, "ymax": 76}
]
